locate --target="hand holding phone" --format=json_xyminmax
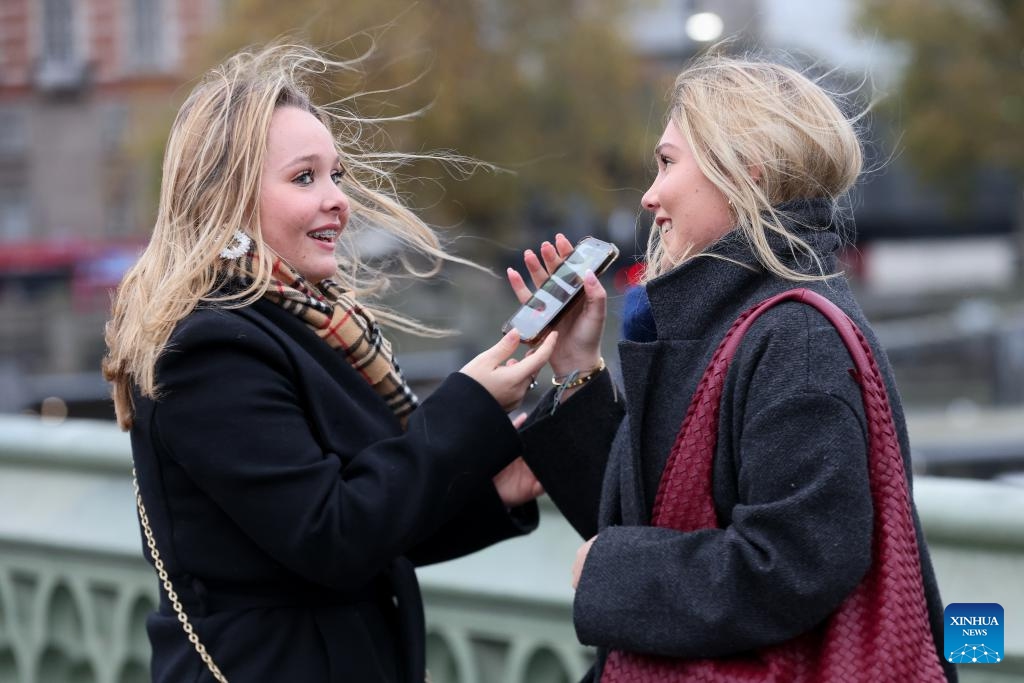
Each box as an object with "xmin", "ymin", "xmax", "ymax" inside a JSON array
[{"xmin": 502, "ymin": 236, "xmax": 619, "ymax": 344}]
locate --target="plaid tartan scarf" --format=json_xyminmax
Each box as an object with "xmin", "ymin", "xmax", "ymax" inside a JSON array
[{"xmin": 230, "ymin": 255, "xmax": 419, "ymax": 426}]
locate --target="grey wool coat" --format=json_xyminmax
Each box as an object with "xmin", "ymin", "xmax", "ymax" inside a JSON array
[{"xmin": 521, "ymin": 199, "xmax": 955, "ymax": 682}]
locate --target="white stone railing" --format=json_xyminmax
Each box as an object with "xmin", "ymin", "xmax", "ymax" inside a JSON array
[{"xmin": 1, "ymin": 415, "xmax": 1022, "ymax": 682}]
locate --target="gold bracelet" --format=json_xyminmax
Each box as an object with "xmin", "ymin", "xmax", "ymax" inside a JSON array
[{"xmin": 551, "ymin": 357, "xmax": 606, "ymax": 389}]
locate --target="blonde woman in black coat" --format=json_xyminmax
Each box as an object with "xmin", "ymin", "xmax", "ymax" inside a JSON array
[
  {"xmin": 510, "ymin": 54, "xmax": 955, "ymax": 682},
  {"xmin": 103, "ymin": 44, "xmax": 554, "ymax": 682}
]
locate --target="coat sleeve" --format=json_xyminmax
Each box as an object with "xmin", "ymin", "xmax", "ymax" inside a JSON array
[
  {"xmin": 406, "ymin": 486, "xmax": 539, "ymax": 567},
  {"xmin": 152, "ymin": 313, "xmax": 523, "ymax": 591},
  {"xmin": 518, "ymin": 371, "xmax": 625, "ymax": 539},
  {"xmin": 573, "ymin": 387, "xmax": 873, "ymax": 658}
]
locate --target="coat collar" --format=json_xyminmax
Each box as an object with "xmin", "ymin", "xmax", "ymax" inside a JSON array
[
  {"xmin": 613, "ymin": 198, "xmax": 846, "ymax": 520},
  {"xmin": 233, "ymin": 299, "xmax": 403, "ymax": 430}
]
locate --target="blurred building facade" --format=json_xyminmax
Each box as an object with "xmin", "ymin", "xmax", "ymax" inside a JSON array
[
  {"xmin": 0, "ymin": 0, "xmax": 221, "ymax": 411},
  {"xmin": 0, "ymin": 0, "xmax": 223, "ymax": 242},
  {"xmin": 0, "ymin": 0, "xmax": 1021, "ymax": 417}
]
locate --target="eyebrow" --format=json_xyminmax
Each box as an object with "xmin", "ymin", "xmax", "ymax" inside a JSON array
[
  {"xmin": 281, "ymin": 153, "xmax": 342, "ymax": 170},
  {"xmin": 654, "ymin": 142, "xmax": 679, "ymax": 157}
]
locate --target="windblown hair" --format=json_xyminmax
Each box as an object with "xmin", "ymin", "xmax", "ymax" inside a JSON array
[
  {"xmin": 643, "ymin": 52, "xmax": 864, "ymax": 282},
  {"xmin": 104, "ymin": 43, "xmax": 479, "ymax": 429}
]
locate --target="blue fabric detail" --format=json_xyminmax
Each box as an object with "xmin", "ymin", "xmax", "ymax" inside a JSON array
[{"xmin": 622, "ymin": 285, "xmax": 657, "ymax": 342}]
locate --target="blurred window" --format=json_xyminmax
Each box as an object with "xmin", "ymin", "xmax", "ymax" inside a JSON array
[
  {"xmin": 100, "ymin": 103, "xmax": 129, "ymax": 154},
  {"xmin": 0, "ymin": 187, "xmax": 30, "ymax": 242},
  {"xmin": 41, "ymin": 0, "xmax": 75, "ymax": 64},
  {"xmin": 0, "ymin": 109, "xmax": 27, "ymax": 158},
  {"xmin": 131, "ymin": 0, "xmax": 166, "ymax": 71},
  {"xmin": 107, "ymin": 188, "xmax": 135, "ymax": 236}
]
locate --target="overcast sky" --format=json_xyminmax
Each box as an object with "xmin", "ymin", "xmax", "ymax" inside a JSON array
[
  {"xmin": 760, "ymin": 0, "xmax": 902, "ymax": 80},
  {"xmin": 629, "ymin": 0, "xmax": 903, "ymax": 85}
]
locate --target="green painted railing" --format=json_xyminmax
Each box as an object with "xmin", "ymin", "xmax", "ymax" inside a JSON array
[{"xmin": 1, "ymin": 415, "xmax": 1021, "ymax": 682}]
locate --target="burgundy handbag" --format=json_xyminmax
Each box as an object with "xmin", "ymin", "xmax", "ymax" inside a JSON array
[{"xmin": 600, "ymin": 289, "xmax": 947, "ymax": 683}]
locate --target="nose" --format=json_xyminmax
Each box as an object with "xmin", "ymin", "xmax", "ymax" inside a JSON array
[
  {"xmin": 324, "ymin": 180, "xmax": 351, "ymax": 217},
  {"xmin": 641, "ymin": 180, "xmax": 659, "ymax": 212}
]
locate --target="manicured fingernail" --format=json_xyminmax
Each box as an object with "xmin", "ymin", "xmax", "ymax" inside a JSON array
[{"xmin": 585, "ymin": 269, "xmax": 597, "ymax": 283}]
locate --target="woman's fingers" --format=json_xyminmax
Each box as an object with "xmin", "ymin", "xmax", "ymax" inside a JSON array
[
  {"xmin": 524, "ymin": 249, "xmax": 549, "ymax": 289},
  {"xmin": 555, "ymin": 233, "xmax": 574, "ymax": 259},
  {"xmin": 476, "ymin": 329, "xmax": 555, "ymax": 378},
  {"xmin": 510, "ymin": 331, "xmax": 557, "ymax": 379},
  {"xmin": 506, "ymin": 268, "xmax": 533, "ymax": 305},
  {"xmin": 460, "ymin": 330, "xmax": 558, "ymax": 412},
  {"xmin": 539, "ymin": 240, "xmax": 563, "ymax": 274},
  {"xmin": 519, "ymin": 234, "xmax": 575, "ymax": 292},
  {"xmin": 481, "ymin": 329, "xmax": 522, "ymax": 367},
  {"xmin": 512, "ymin": 235, "xmax": 580, "ymax": 316},
  {"xmin": 571, "ymin": 536, "xmax": 597, "ymax": 590},
  {"xmin": 581, "ymin": 269, "xmax": 607, "ymax": 315},
  {"xmin": 540, "ymin": 239, "xmax": 565, "ymax": 274}
]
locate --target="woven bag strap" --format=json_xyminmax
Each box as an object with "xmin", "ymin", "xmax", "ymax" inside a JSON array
[
  {"xmin": 606, "ymin": 288, "xmax": 944, "ymax": 681},
  {"xmin": 651, "ymin": 288, "xmax": 900, "ymax": 531}
]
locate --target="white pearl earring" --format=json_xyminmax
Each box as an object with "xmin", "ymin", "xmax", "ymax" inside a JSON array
[{"xmin": 219, "ymin": 230, "xmax": 252, "ymax": 259}]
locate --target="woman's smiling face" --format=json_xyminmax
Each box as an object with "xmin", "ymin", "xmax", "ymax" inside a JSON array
[
  {"xmin": 641, "ymin": 120, "xmax": 734, "ymax": 262},
  {"xmin": 258, "ymin": 106, "xmax": 350, "ymax": 283}
]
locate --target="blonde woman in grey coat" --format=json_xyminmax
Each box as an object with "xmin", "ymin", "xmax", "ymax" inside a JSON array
[{"xmin": 510, "ymin": 54, "xmax": 955, "ymax": 682}]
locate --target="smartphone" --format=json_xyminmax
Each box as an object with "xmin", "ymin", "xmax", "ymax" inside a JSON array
[{"xmin": 502, "ymin": 236, "xmax": 619, "ymax": 344}]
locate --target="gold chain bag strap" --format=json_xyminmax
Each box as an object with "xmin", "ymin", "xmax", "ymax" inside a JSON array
[
  {"xmin": 134, "ymin": 472, "xmax": 434, "ymax": 683},
  {"xmin": 132, "ymin": 469, "xmax": 230, "ymax": 683}
]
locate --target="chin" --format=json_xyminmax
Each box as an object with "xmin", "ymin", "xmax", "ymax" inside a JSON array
[
  {"xmin": 311, "ymin": 270, "xmax": 337, "ymax": 283},
  {"xmin": 314, "ymin": 259, "xmax": 341, "ymax": 281},
  {"xmin": 298, "ymin": 265, "xmax": 337, "ymax": 283}
]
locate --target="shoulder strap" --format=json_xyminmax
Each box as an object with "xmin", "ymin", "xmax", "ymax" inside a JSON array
[
  {"xmin": 650, "ymin": 288, "xmax": 895, "ymax": 530},
  {"xmin": 133, "ymin": 471, "xmax": 230, "ymax": 682},
  {"xmin": 603, "ymin": 287, "xmax": 945, "ymax": 683}
]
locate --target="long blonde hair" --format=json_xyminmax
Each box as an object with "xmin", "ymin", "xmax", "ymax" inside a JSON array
[
  {"xmin": 104, "ymin": 43, "xmax": 479, "ymax": 429},
  {"xmin": 643, "ymin": 53, "xmax": 864, "ymax": 282}
]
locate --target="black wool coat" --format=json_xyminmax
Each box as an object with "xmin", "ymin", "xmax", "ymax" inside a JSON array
[
  {"xmin": 521, "ymin": 200, "xmax": 955, "ymax": 682},
  {"xmin": 130, "ymin": 298, "xmax": 537, "ymax": 682}
]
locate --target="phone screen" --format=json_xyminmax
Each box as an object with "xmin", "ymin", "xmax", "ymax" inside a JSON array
[{"xmin": 503, "ymin": 237, "xmax": 618, "ymax": 343}]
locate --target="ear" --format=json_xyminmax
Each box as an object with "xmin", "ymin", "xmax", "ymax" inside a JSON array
[{"xmin": 748, "ymin": 164, "xmax": 763, "ymax": 183}]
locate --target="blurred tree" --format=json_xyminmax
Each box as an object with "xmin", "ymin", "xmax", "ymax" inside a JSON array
[
  {"xmin": 858, "ymin": 0, "xmax": 1024, "ymax": 203},
  {"xmin": 171, "ymin": 0, "xmax": 660, "ymax": 257}
]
